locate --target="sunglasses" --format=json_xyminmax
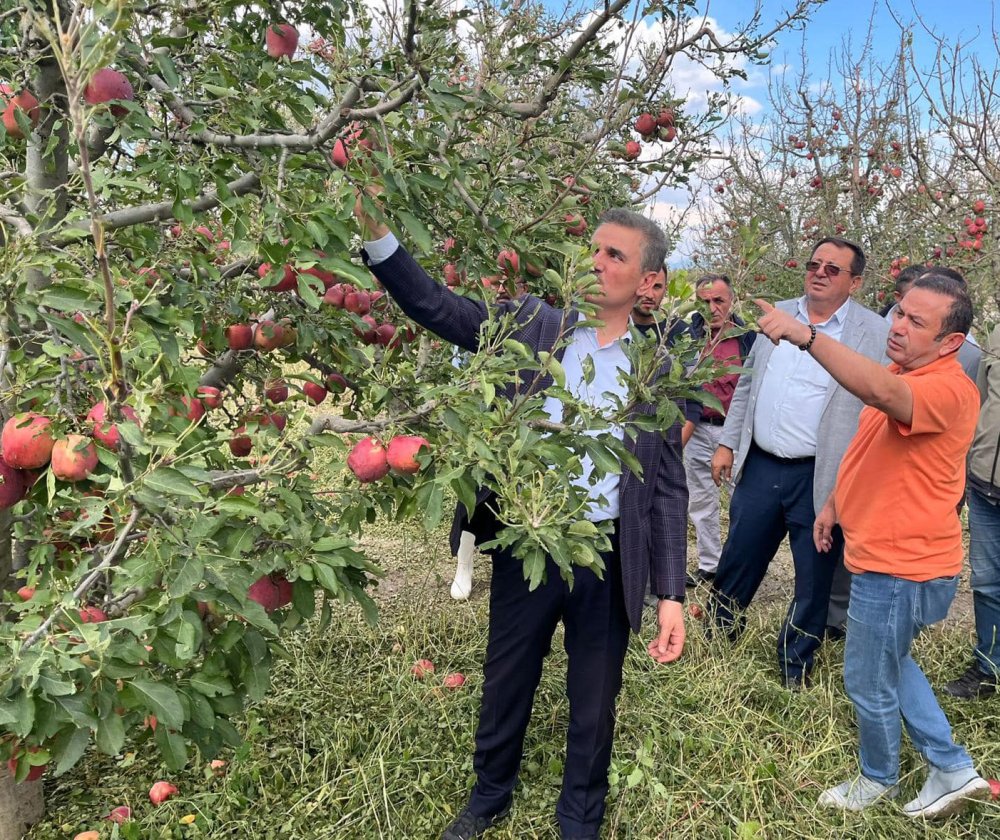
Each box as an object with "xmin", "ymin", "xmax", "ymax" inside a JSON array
[{"xmin": 805, "ymin": 260, "xmax": 854, "ymax": 279}]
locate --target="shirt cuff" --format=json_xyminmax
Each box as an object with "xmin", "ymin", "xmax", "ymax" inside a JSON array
[{"xmin": 362, "ymin": 232, "xmax": 400, "ymax": 265}]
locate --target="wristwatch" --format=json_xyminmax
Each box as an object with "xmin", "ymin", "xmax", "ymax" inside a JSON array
[{"xmin": 657, "ymin": 593, "xmax": 685, "ymax": 604}]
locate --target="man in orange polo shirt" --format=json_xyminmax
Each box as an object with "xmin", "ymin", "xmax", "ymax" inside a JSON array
[{"xmin": 754, "ymin": 273, "xmax": 991, "ymax": 820}]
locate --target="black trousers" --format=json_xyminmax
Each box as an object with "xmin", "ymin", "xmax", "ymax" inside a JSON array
[{"xmin": 467, "ymin": 522, "xmax": 631, "ymax": 839}]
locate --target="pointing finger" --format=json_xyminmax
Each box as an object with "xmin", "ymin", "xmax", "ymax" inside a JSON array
[{"xmin": 753, "ymin": 298, "xmax": 775, "ymax": 314}]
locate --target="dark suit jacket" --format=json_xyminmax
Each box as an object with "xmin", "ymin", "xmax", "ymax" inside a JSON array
[{"xmin": 362, "ymin": 245, "xmax": 688, "ymax": 631}]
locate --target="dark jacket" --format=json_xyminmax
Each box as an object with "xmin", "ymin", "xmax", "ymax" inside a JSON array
[{"xmin": 362, "ymin": 244, "xmax": 689, "ymax": 631}]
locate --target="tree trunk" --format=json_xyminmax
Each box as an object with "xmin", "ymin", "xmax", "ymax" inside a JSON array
[{"xmin": 0, "ymin": 769, "xmax": 43, "ymax": 840}]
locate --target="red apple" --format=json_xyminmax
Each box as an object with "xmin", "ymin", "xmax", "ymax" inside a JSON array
[
  {"xmin": 973, "ymin": 199, "xmax": 986, "ymax": 214},
  {"xmin": 0, "ymin": 455, "xmax": 27, "ymax": 509},
  {"xmin": 656, "ymin": 108, "xmax": 675, "ymax": 128},
  {"xmin": 7, "ymin": 751, "xmax": 45, "ymax": 783},
  {"xmin": 51, "ymin": 435, "xmax": 99, "ymax": 482},
  {"xmin": 106, "ymin": 805, "xmax": 132, "ymax": 824},
  {"xmin": 624, "ymin": 140, "xmax": 641, "ymax": 161},
  {"xmin": 444, "ymin": 263, "xmax": 465, "ymax": 287},
  {"xmin": 410, "ymin": 658, "xmax": 435, "ymax": 679},
  {"xmin": 497, "ymin": 250, "xmax": 520, "ymax": 276},
  {"xmin": 347, "ymin": 437, "xmax": 389, "ymax": 482},
  {"xmin": 564, "ymin": 214, "xmax": 587, "ymax": 236},
  {"xmin": 170, "ymin": 396, "xmax": 205, "ymax": 423},
  {"xmin": 148, "ymin": 781, "xmax": 178, "ymax": 805},
  {"xmin": 785, "ymin": 259, "xmax": 798, "ymax": 268},
  {"xmin": 2, "ymin": 90, "xmax": 40, "ymax": 139},
  {"xmin": 302, "ymin": 381, "xmax": 327, "ymax": 405},
  {"xmin": 326, "ymin": 372, "xmax": 348, "ymax": 392},
  {"xmin": 257, "ymin": 262, "xmax": 298, "ymax": 292},
  {"xmin": 248, "ymin": 573, "xmax": 293, "ymax": 612},
  {"xmin": 197, "ymin": 386, "xmax": 223, "ymax": 409},
  {"xmin": 230, "ymin": 428, "xmax": 252, "ymax": 457},
  {"xmin": 634, "ymin": 112, "xmax": 657, "ymax": 136},
  {"xmin": 226, "ymin": 324, "xmax": 254, "ymax": 350},
  {"xmin": 443, "ymin": 672, "xmax": 466, "ymax": 689},
  {"xmin": 386, "ymin": 435, "xmax": 429, "ymax": 474},
  {"xmin": 84, "ymin": 68, "xmax": 134, "ymax": 118},
  {"xmin": 254, "ymin": 320, "xmax": 284, "ymax": 351},
  {"xmin": 16, "ymin": 585, "xmax": 34, "ymax": 601},
  {"xmin": 331, "ymin": 138, "xmax": 350, "ymax": 168},
  {"xmin": 79, "ymin": 605, "xmax": 107, "ymax": 623},
  {"xmin": 323, "ymin": 284, "xmax": 347, "ymax": 307},
  {"xmin": 2, "ymin": 413, "xmax": 54, "ymax": 469},
  {"xmin": 355, "ymin": 315, "xmax": 378, "ymax": 344},
  {"xmin": 373, "ymin": 323, "xmax": 396, "ymax": 348},
  {"xmin": 344, "ymin": 290, "xmax": 371, "ymax": 315},
  {"xmin": 988, "ymin": 778, "xmax": 1000, "ymax": 799},
  {"xmin": 265, "ymin": 22, "xmax": 299, "ymax": 59},
  {"xmin": 87, "ymin": 402, "xmax": 139, "ymax": 450},
  {"xmin": 264, "ymin": 379, "xmax": 289, "ymax": 403}
]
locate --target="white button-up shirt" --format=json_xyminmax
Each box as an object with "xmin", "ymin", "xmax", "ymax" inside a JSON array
[{"xmin": 752, "ymin": 296, "xmax": 850, "ymax": 458}]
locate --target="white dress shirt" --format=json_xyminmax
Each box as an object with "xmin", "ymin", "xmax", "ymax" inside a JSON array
[{"xmin": 752, "ymin": 296, "xmax": 850, "ymax": 458}]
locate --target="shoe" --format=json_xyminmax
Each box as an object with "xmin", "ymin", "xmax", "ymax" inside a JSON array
[
  {"xmin": 818, "ymin": 775, "xmax": 899, "ymax": 811},
  {"xmin": 902, "ymin": 766, "xmax": 992, "ymax": 819},
  {"xmin": 783, "ymin": 673, "xmax": 810, "ymax": 691},
  {"xmin": 942, "ymin": 663, "xmax": 998, "ymax": 700},
  {"xmin": 441, "ymin": 803, "xmax": 511, "ymax": 840},
  {"xmin": 824, "ymin": 624, "xmax": 846, "ymax": 641},
  {"xmin": 685, "ymin": 569, "xmax": 716, "ymax": 588}
]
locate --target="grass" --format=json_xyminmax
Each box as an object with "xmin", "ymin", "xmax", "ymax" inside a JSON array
[{"xmin": 26, "ymin": 521, "xmax": 1000, "ymax": 839}]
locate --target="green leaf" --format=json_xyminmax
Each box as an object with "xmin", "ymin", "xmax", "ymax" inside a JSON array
[
  {"xmin": 154, "ymin": 724, "xmax": 188, "ymax": 770},
  {"xmin": 152, "ymin": 51, "xmax": 180, "ymax": 88},
  {"xmin": 396, "ymin": 210, "xmax": 433, "ymax": 253},
  {"xmin": 95, "ymin": 710, "xmax": 126, "ymax": 756},
  {"xmin": 128, "ymin": 679, "xmax": 184, "ymax": 729},
  {"xmin": 40, "ymin": 285, "xmax": 97, "ymax": 312},
  {"xmin": 146, "ymin": 467, "xmax": 203, "ymax": 500},
  {"xmin": 167, "ymin": 555, "xmax": 205, "ymax": 598},
  {"xmin": 54, "ymin": 727, "xmax": 90, "ymax": 776}
]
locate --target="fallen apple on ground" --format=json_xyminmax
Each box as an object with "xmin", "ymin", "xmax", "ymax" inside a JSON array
[
  {"xmin": 148, "ymin": 780, "xmax": 179, "ymax": 805},
  {"xmin": 443, "ymin": 672, "xmax": 466, "ymax": 689},
  {"xmin": 410, "ymin": 659, "xmax": 435, "ymax": 679}
]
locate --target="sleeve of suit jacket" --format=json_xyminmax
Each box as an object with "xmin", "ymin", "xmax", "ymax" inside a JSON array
[
  {"xmin": 362, "ymin": 244, "xmax": 490, "ymax": 351},
  {"xmin": 649, "ymin": 424, "xmax": 689, "ymax": 599}
]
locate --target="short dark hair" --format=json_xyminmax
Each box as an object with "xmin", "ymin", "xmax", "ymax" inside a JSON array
[
  {"xmin": 919, "ymin": 265, "xmax": 966, "ymax": 286},
  {"xmin": 598, "ymin": 208, "xmax": 669, "ymax": 274},
  {"xmin": 894, "ymin": 265, "xmax": 924, "ymax": 292},
  {"xmin": 911, "ymin": 274, "xmax": 974, "ymax": 338},
  {"xmin": 695, "ymin": 273, "xmax": 732, "ymax": 289},
  {"xmin": 811, "ymin": 237, "xmax": 866, "ymax": 276}
]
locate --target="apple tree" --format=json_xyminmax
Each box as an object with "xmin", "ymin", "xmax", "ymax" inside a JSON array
[
  {"xmin": 0, "ymin": 0, "xmax": 820, "ymax": 830},
  {"xmin": 689, "ymin": 21, "xmax": 1000, "ymax": 322}
]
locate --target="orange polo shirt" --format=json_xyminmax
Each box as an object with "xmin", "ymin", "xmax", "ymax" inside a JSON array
[{"xmin": 834, "ymin": 353, "xmax": 979, "ymax": 581}]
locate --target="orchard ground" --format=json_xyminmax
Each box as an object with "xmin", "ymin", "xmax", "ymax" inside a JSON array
[{"xmin": 25, "ymin": 503, "xmax": 998, "ymax": 839}]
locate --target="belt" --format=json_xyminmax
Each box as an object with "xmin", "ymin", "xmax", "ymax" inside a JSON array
[
  {"xmin": 751, "ymin": 441, "xmax": 815, "ymax": 465},
  {"xmin": 700, "ymin": 416, "xmax": 726, "ymax": 426}
]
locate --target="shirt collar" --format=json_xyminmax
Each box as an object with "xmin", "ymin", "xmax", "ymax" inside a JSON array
[{"xmin": 795, "ymin": 295, "xmax": 851, "ymax": 326}]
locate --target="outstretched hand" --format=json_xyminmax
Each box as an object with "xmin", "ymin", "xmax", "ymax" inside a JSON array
[
  {"xmin": 353, "ymin": 186, "xmax": 390, "ymax": 241},
  {"xmin": 753, "ymin": 299, "xmax": 813, "ymax": 347}
]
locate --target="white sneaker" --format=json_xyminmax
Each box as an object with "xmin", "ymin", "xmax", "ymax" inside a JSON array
[
  {"xmin": 818, "ymin": 775, "xmax": 898, "ymax": 811},
  {"xmin": 902, "ymin": 766, "xmax": 992, "ymax": 819}
]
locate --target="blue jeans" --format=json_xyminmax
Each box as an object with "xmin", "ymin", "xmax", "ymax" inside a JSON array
[
  {"xmin": 844, "ymin": 571, "xmax": 973, "ymax": 785},
  {"xmin": 967, "ymin": 488, "xmax": 1000, "ymax": 675}
]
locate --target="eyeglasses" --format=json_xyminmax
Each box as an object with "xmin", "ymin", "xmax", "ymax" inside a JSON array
[{"xmin": 805, "ymin": 260, "xmax": 854, "ymax": 278}]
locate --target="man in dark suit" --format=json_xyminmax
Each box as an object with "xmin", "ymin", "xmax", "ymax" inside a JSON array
[{"xmin": 355, "ymin": 199, "xmax": 688, "ymax": 840}]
